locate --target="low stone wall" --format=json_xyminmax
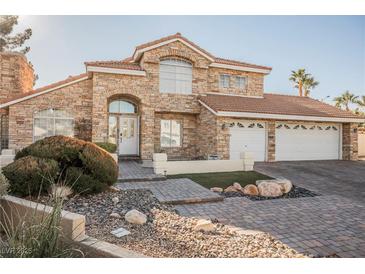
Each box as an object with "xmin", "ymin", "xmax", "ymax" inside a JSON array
[
  {"xmin": 153, "ymin": 152, "xmax": 254, "ymax": 175},
  {"xmin": 0, "ymin": 195, "xmax": 85, "ymax": 240},
  {"xmin": 0, "ymin": 195, "xmax": 146, "ymax": 257}
]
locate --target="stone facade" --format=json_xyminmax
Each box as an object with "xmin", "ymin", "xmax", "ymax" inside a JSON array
[
  {"xmin": 342, "ymin": 123, "xmax": 358, "ymax": 160},
  {"xmin": 0, "ymin": 40, "xmax": 361, "ymax": 162},
  {"xmin": 0, "ymin": 52, "xmax": 34, "ymax": 101},
  {"xmin": 8, "ymin": 79, "xmax": 93, "ymax": 150}
]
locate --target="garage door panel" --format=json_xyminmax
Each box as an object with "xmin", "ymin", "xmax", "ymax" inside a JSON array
[
  {"xmin": 276, "ymin": 123, "xmax": 340, "ymax": 161},
  {"xmin": 229, "ymin": 122, "xmax": 266, "ymax": 161}
]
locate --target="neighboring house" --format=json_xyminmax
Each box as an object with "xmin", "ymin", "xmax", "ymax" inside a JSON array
[{"xmin": 0, "ymin": 33, "xmax": 363, "ymax": 162}]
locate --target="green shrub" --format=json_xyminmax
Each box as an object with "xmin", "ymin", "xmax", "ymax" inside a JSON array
[
  {"xmin": 65, "ymin": 167, "xmax": 107, "ymax": 195},
  {"xmin": 80, "ymin": 142, "xmax": 118, "ymax": 186},
  {"xmin": 15, "ymin": 136, "xmax": 85, "ymax": 166},
  {"xmin": 8, "ymin": 136, "xmax": 118, "ymax": 196},
  {"xmin": 2, "ymin": 156, "xmax": 59, "ymax": 196},
  {"xmin": 0, "ymin": 170, "xmax": 9, "ymax": 197},
  {"xmin": 94, "ymin": 142, "xmax": 117, "ymax": 153}
]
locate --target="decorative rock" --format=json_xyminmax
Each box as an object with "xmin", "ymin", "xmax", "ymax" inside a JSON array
[
  {"xmin": 109, "ymin": 186, "xmax": 120, "ymax": 192},
  {"xmin": 257, "ymin": 182, "xmax": 283, "ymax": 197},
  {"xmin": 112, "ymin": 197, "xmax": 119, "ymax": 204},
  {"xmin": 110, "ymin": 212, "xmax": 122, "ymax": 219},
  {"xmin": 224, "ymin": 186, "xmax": 239, "ymax": 193},
  {"xmin": 233, "ymin": 182, "xmax": 242, "ymax": 191},
  {"xmin": 193, "ymin": 219, "xmax": 215, "ymax": 232},
  {"xmin": 242, "ymin": 184, "xmax": 259, "ymax": 196},
  {"xmin": 49, "ymin": 185, "xmax": 73, "ymax": 198},
  {"xmin": 210, "ymin": 187, "xmax": 223, "ymax": 193},
  {"xmin": 276, "ymin": 179, "xmax": 293, "ymax": 194},
  {"xmin": 125, "ymin": 209, "xmax": 147, "ymax": 225},
  {"xmin": 110, "ymin": 227, "xmax": 130, "ymax": 238}
]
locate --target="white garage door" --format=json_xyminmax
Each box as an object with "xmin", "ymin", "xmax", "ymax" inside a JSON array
[
  {"xmin": 229, "ymin": 121, "xmax": 266, "ymax": 161},
  {"xmin": 276, "ymin": 123, "xmax": 341, "ymax": 161}
]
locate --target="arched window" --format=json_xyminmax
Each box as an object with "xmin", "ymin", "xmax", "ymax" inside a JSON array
[
  {"xmin": 33, "ymin": 109, "xmax": 74, "ymax": 141},
  {"xmin": 108, "ymin": 100, "xmax": 137, "ymax": 114},
  {"xmin": 159, "ymin": 58, "xmax": 192, "ymax": 94}
]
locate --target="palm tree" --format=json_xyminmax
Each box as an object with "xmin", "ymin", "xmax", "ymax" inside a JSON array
[
  {"xmin": 303, "ymin": 77, "xmax": 319, "ymax": 97},
  {"xmin": 289, "ymin": 69, "xmax": 309, "ymax": 97},
  {"xmin": 357, "ymin": 95, "xmax": 365, "ymax": 109},
  {"xmin": 333, "ymin": 91, "xmax": 359, "ymax": 111}
]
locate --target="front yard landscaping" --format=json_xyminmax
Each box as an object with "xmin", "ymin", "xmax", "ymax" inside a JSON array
[{"xmin": 168, "ymin": 171, "xmax": 272, "ymax": 189}]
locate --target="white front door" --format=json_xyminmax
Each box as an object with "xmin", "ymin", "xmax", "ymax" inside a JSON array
[
  {"xmin": 229, "ymin": 121, "xmax": 266, "ymax": 161},
  {"xmin": 119, "ymin": 116, "xmax": 138, "ymax": 155},
  {"xmin": 275, "ymin": 123, "xmax": 341, "ymax": 161}
]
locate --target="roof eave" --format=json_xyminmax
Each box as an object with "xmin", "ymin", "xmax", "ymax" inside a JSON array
[{"xmin": 199, "ymin": 100, "xmax": 364, "ymax": 123}]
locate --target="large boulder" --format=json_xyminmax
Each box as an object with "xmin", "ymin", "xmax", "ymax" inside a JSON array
[
  {"xmin": 257, "ymin": 181, "xmax": 283, "ymax": 197},
  {"xmin": 242, "ymin": 184, "xmax": 259, "ymax": 196},
  {"xmin": 125, "ymin": 209, "xmax": 147, "ymax": 225},
  {"xmin": 276, "ymin": 178, "xmax": 293, "ymax": 194},
  {"xmin": 224, "ymin": 186, "xmax": 239, "ymax": 193},
  {"xmin": 193, "ymin": 219, "xmax": 215, "ymax": 232},
  {"xmin": 233, "ymin": 182, "xmax": 243, "ymax": 191}
]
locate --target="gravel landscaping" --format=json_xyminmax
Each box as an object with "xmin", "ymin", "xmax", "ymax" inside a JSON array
[
  {"xmin": 63, "ymin": 189, "xmax": 305, "ymax": 258},
  {"xmin": 222, "ymin": 185, "xmax": 319, "ymax": 201}
]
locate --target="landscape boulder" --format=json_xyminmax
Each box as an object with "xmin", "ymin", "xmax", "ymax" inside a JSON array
[
  {"xmin": 224, "ymin": 186, "xmax": 239, "ymax": 193},
  {"xmin": 257, "ymin": 181, "xmax": 283, "ymax": 197},
  {"xmin": 125, "ymin": 209, "xmax": 147, "ymax": 225},
  {"xmin": 242, "ymin": 184, "xmax": 259, "ymax": 196},
  {"xmin": 233, "ymin": 182, "xmax": 243, "ymax": 191},
  {"xmin": 193, "ymin": 219, "xmax": 215, "ymax": 232},
  {"xmin": 276, "ymin": 179, "xmax": 293, "ymax": 194},
  {"xmin": 110, "ymin": 212, "xmax": 122, "ymax": 219},
  {"xmin": 210, "ymin": 187, "xmax": 223, "ymax": 193}
]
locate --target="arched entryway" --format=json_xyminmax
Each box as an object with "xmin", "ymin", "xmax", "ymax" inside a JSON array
[{"xmin": 108, "ymin": 97, "xmax": 139, "ymax": 156}]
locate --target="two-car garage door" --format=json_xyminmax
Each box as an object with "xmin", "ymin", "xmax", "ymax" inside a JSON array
[
  {"xmin": 275, "ymin": 123, "xmax": 340, "ymax": 161},
  {"xmin": 229, "ymin": 121, "xmax": 341, "ymax": 161}
]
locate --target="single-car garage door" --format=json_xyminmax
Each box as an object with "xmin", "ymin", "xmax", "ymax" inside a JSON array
[
  {"xmin": 229, "ymin": 121, "xmax": 266, "ymax": 161},
  {"xmin": 275, "ymin": 123, "xmax": 341, "ymax": 161}
]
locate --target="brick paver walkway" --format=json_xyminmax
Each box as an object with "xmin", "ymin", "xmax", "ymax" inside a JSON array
[
  {"xmin": 175, "ymin": 195, "xmax": 365, "ymax": 257},
  {"xmin": 116, "ymin": 178, "xmax": 223, "ymax": 204},
  {"xmin": 118, "ymin": 161, "xmax": 165, "ymax": 182}
]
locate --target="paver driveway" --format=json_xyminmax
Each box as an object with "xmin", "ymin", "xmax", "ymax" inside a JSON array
[{"xmin": 175, "ymin": 161, "xmax": 365, "ymax": 257}]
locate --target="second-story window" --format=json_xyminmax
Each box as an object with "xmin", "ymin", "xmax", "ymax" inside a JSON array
[
  {"xmin": 160, "ymin": 58, "xmax": 192, "ymax": 94},
  {"xmin": 236, "ymin": 76, "xmax": 247, "ymax": 89},
  {"xmin": 219, "ymin": 74, "xmax": 230, "ymax": 88}
]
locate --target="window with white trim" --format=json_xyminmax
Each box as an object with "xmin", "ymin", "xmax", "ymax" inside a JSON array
[
  {"xmin": 236, "ymin": 76, "xmax": 247, "ymax": 89},
  {"xmin": 33, "ymin": 109, "xmax": 74, "ymax": 141},
  {"xmin": 160, "ymin": 120, "xmax": 181, "ymax": 148},
  {"xmin": 219, "ymin": 74, "xmax": 230, "ymax": 88},
  {"xmin": 159, "ymin": 59, "xmax": 192, "ymax": 94}
]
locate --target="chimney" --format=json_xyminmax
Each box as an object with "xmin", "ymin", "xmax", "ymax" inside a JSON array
[{"xmin": 0, "ymin": 52, "xmax": 35, "ymax": 101}]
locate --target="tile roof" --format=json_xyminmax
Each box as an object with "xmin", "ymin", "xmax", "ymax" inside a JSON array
[
  {"xmin": 84, "ymin": 60, "xmax": 142, "ymax": 70},
  {"xmin": 83, "ymin": 33, "xmax": 270, "ymax": 71},
  {"xmin": 199, "ymin": 93, "xmax": 362, "ymax": 119},
  {"xmin": 0, "ymin": 73, "xmax": 88, "ymax": 106}
]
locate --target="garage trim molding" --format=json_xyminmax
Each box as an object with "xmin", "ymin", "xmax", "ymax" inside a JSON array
[{"xmin": 199, "ymin": 100, "xmax": 365, "ymax": 123}]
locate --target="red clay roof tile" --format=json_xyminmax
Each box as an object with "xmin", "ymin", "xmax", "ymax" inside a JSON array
[{"xmin": 199, "ymin": 93, "xmax": 362, "ymax": 119}]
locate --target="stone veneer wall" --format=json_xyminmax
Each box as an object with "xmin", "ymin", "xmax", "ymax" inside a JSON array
[
  {"xmin": 154, "ymin": 112, "xmax": 198, "ymax": 159},
  {"xmin": 342, "ymin": 123, "xmax": 358, "ymax": 160},
  {"xmin": 8, "ymin": 79, "xmax": 93, "ymax": 150},
  {"xmin": 208, "ymin": 67, "xmax": 264, "ymax": 97},
  {"xmin": 0, "ymin": 52, "xmax": 34, "ymax": 101},
  {"xmin": 196, "ymin": 106, "xmax": 218, "ymax": 159}
]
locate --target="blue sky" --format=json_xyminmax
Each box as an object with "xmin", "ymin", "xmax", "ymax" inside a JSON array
[{"xmin": 17, "ymin": 16, "xmax": 365, "ymax": 102}]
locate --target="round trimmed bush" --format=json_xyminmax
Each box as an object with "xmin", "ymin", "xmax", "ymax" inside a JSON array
[
  {"xmin": 94, "ymin": 142, "xmax": 117, "ymax": 153},
  {"xmin": 65, "ymin": 167, "xmax": 108, "ymax": 195},
  {"xmin": 5, "ymin": 136, "xmax": 119, "ymax": 196},
  {"xmin": 2, "ymin": 156, "xmax": 59, "ymax": 196}
]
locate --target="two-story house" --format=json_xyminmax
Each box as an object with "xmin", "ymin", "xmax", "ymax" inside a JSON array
[{"xmin": 0, "ymin": 33, "xmax": 362, "ymax": 163}]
